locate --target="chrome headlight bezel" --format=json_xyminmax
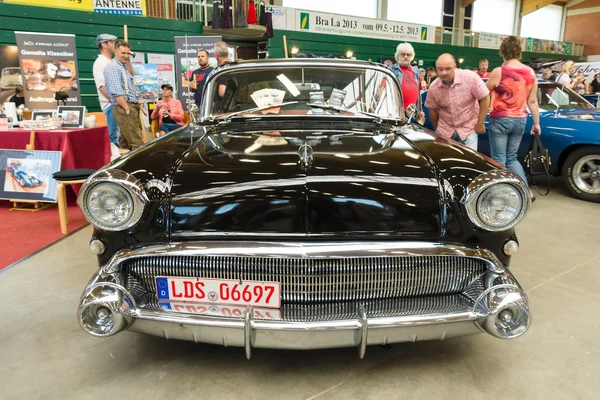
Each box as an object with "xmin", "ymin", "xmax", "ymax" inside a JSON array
[
  {"xmin": 462, "ymin": 169, "xmax": 531, "ymax": 232},
  {"xmin": 77, "ymin": 169, "xmax": 148, "ymax": 231}
]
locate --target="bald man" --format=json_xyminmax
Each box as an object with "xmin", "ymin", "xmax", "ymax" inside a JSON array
[{"xmin": 425, "ymin": 53, "xmax": 490, "ymax": 151}]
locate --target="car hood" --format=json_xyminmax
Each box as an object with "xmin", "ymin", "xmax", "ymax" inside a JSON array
[{"xmin": 169, "ymin": 125, "xmax": 444, "ymax": 238}]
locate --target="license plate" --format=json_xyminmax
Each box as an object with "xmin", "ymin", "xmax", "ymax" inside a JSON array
[
  {"xmin": 155, "ymin": 276, "xmax": 280, "ymax": 308},
  {"xmin": 158, "ymin": 301, "xmax": 281, "ymax": 320}
]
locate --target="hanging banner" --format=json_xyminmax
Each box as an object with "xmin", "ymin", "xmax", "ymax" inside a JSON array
[
  {"xmin": 5, "ymin": 0, "xmax": 146, "ymax": 16},
  {"xmin": 280, "ymin": 8, "xmax": 435, "ymax": 44},
  {"xmin": 574, "ymin": 62, "xmax": 600, "ymax": 85},
  {"xmin": 478, "ymin": 32, "xmax": 504, "ymax": 50},
  {"xmin": 15, "ymin": 31, "xmax": 81, "ymax": 110},
  {"xmin": 148, "ymin": 53, "xmax": 176, "ymax": 93},
  {"xmin": 174, "ymin": 36, "xmax": 221, "ymax": 109}
]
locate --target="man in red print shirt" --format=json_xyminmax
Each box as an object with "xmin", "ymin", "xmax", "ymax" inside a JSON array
[
  {"xmin": 390, "ymin": 43, "xmax": 424, "ymax": 123},
  {"xmin": 425, "ymin": 53, "xmax": 490, "ymax": 151},
  {"xmin": 477, "ymin": 59, "xmax": 491, "ymax": 79}
]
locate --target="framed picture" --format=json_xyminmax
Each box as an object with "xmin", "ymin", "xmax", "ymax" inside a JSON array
[
  {"xmin": 31, "ymin": 109, "xmax": 57, "ymax": 121},
  {"xmin": 0, "ymin": 149, "xmax": 62, "ymax": 202},
  {"xmin": 58, "ymin": 106, "xmax": 86, "ymax": 128}
]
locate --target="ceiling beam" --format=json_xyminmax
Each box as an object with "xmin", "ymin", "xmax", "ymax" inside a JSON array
[
  {"xmin": 521, "ymin": 0, "xmax": 565, "ymax": 16},
  {"xmin": 462, "ymin": 0, "xmax": 476, "ymax": 7},
  {"xmin": 565, "ymin": 0, "xmax": 588, "ymax": 8}
]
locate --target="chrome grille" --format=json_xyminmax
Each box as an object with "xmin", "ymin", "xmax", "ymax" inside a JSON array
[{"xmin": 123, "ymin": 255, "xmax": 487, "ymax": 304}]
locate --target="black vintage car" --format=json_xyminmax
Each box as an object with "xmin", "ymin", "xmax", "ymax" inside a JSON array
[{"xmin": 77, "ymin": 59, "xmax": 532, "ymax": 358}]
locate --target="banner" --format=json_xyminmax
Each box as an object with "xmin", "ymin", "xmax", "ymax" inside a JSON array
[
  {"xmin": 15, "ymin": 31, "xmax": 81, "ymax": 110},
  {"xmin": 5, "ymin": 0, "xmax": 146, "ymax": 16},
  {"xmin": 525, "ymin": 37, "xmax": 571, "ymax": 55},
  {"xmin": 285, "ymin": 9, "xmax": 435, "ymax": 44},
  {"xmin": 148, "ymin": 53, "xmax": 176, "ymax": 93},
  {"xmin": 478, "ymin": 32, "xmax": 505, "ymax": 50},
  {"xmin": 574, "ymin": 62, "xmax": 600, "ymax": 85},
  {"xmin": 174, "ymin": 36, "xmax": 221, "ymax": 109}
]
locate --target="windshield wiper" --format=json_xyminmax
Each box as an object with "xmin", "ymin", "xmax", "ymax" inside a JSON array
[
  {"xmin": 306, "ymin": 103, "xmax": 386, "ymax": 123},
  {"xmin": 221, "ymin": 101, "xmax": 299, "ymax": 122}
]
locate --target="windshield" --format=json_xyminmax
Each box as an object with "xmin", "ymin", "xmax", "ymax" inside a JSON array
[
  {"xmin": 2, "ymin": 68, "xmax": 20, "ymax": 76},
  {"xmin": 203, "ymin": 66, "xmax": 403, "ymax": 119},
  {"xmin": 538, "ymin": 83, "xmax": 594, "ymax": 110}
]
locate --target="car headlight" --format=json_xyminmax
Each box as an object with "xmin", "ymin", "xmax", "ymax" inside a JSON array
[
  {"xmin": 78, "ymin": 170, "xmax": 147, "ymax": 231},
  {"xmin": 464, "ymin": 170, "xmax": 531, "ymax": 232}
]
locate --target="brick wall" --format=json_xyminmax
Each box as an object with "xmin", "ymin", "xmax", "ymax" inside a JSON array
[{"xmin": 564, "ymin": 10, "xmax": 600, "ymax": 56}]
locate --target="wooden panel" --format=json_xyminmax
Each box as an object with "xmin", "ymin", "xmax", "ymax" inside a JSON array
[{"xmin": 521, "ymin": 0, "xmax": 566, "ymax": 16}]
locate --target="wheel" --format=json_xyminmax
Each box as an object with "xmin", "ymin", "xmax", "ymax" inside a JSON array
[{"xmin": 562, "ymin": 146, "xmax": 600, "ymax": 203}]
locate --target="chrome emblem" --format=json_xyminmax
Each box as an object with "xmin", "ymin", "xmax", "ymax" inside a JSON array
[
  {"xmin": 298, "ymin": 144, "xmax": 313, "ymax": 169},
  {"xmin": 208, "ymin": 291, "xmax": 218, "ymax": 301}
]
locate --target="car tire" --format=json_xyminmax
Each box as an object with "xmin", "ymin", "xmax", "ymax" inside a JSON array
[{"xmin": 562, "ymin": 146, "xmax": 600, "ymax": 203}]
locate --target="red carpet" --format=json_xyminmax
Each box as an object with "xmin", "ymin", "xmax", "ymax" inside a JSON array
[{"xmin": 0, "ymin": 200, "xmax": 88, "ymax": 271}]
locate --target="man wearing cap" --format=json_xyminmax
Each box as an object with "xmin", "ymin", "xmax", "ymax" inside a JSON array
[
  {"xmin": 93, "ymin": 33, "xmax": 120, "ymax": 147},
  {"xmin": 151, "ymin": 83, "xmax": 184, "ymax": 136}
]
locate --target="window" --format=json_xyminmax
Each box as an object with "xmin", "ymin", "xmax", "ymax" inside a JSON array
[
  {"xmin": 472, "ymin": 0, "xmax": 516, "ymax": 35},
  {"xmin": 388, "ymin": 0, "xmax": 443, "ymax": 26},
  {"xmin": 283, "ymin": 0, "xmax": 377, "ymax": 19},
  {"xmin": 520, "ymin": 5, "xmax": 563, "ymax": 41}
]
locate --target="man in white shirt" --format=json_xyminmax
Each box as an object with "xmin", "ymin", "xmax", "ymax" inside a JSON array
[{"xmin": 93, "ymin": 34, "xmax": 120, "ymax": 147}]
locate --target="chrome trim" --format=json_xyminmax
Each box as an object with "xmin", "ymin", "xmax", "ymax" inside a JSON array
[
  {"xmin": 77, "ymin": 169, "xmax": 149, "ymax": 232},
  {"xmin": 102, "ymin": 241, "xmax": 504, "ymax": 274},
  {"xmin": 78, "ymin": 268, "xmax": 530, "ymax": 357},
  {"xmin": 462, "ymin": 169, "xmax": 531, "ymax": 232}
]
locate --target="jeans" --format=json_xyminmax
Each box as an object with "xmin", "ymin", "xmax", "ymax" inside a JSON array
[
  {"xmin": 159, "ymin": 123, "xmax": 183, "ymax": 133},
  {"xmin": 488, "ymin": 117, "xmax": 528, "ymax": 185},
  {"xmin": 103, "ymin": 105, "xmax": 120, "ymax": 147},
  {"xmin": 450, "ymin": 131, "xmax": 478, "ymax": 151}
]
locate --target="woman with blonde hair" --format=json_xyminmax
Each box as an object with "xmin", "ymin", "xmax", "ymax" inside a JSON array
[
  {"xmin": 555, "ymin": 60, "xmax": 576, "ymax": 88},
  {"xmin": 486, "ymin": 36, "xmax": 541, "ymax": 196}
]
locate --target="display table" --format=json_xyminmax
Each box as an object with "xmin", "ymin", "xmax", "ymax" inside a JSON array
[{"xmin": 0, "ymin": 126, "xmax": 111, "ymax": 201}]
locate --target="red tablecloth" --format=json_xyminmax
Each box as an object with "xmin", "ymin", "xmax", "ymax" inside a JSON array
[{"xmin": 0, "ymin": 126, "xmax": 111, "ymax": 202}]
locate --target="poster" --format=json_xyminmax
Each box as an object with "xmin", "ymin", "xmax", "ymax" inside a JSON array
[
  {"xmin": 133, "ymin": 64, "xmax": 159, "ymax": 103},
  {"xmin": 0, "ymin": 45, "xmax": 21, "ymax": 105},
  {"xmin": 15, "ymin": 31, "xmax": 81, "ymax": 110},
  {"xmin": 0, "ymin": 149, "xmax": 62, "ymax": 202},
  {"xmin": 174, "ymin": 35, "xmax": 221, "ymax": 109},
  {"xmin": 5, "ymin": 0, "xmax": 146, "ymax": 15},
  {"xmin": 148, "ymin": 53, "xmax": 176, "ymax": 95}
]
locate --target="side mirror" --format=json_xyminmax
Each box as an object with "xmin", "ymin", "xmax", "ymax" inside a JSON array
[{"xmin": 406, "ymin": 104, "xmax": 417, "ymax": 123}]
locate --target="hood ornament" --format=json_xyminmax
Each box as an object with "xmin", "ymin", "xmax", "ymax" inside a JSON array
[{"xmin": 298, "ymin": 144, "xmax": 313, "ymax": 170}]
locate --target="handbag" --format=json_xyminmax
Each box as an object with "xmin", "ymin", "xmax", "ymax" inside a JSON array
[{"xmin": 524, "ymin": 133, "xmax": 551, "ymax": 196}]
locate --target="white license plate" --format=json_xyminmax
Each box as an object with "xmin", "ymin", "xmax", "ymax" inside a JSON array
[
  {"xmin": 155, "ymin": 276, "xmax": 280, "ymax": 308},
  {"xmin": 158, "ymin": 301, "xmax": 282, "ymax": 320}
]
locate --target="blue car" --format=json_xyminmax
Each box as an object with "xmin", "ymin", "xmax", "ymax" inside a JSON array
[
  {"xmin": 10, "ymin": 164, "xmax": 43, "ymax": 188},
  {"xmin": 421, "ymin": 80, "xmax": 600, "ymax": 203}
]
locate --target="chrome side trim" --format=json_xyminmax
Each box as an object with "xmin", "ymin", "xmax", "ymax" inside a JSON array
[
  {"xmin": 102, "ymin": 241, "xmax": 504, "ymax": 274},
  {"xmin": 461, "ymin": 169, "xmax": 531, "ymax": 232}
]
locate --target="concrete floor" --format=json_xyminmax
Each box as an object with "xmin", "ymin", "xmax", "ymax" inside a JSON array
[{"xmin": 1, "ymin": 180, "xmax": 599, "ymax": 400}]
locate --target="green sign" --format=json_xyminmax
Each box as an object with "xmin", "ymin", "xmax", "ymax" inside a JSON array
[
  {"xmin": 421, "ymin": 27, "xmax": 428, "ymax": 41},
  {"xmin": 564, "ymin": 42, "xmax": 571, "ymax": 55},
  {"xmin": 300, "ymin": 12, "xmax": 310, "ymax": 30},
  {"xmin": 527, "ymin": 38, "xmax": 533, "ymax": 52}
]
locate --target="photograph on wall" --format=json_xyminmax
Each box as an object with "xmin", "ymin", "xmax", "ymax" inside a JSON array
[
  {"xmin": 133, "ymin": 64, "xmax": 159, "ymax": 102},
  {"xmin": 174, "ymin": 36, "xmax": 221, "ymax": 108},
  {"xmin": 148, "ymin": 54, "xmax": 176, "ymax": 95},
  {"xmin": 0, "ymin": 149, "xmax": 62, "ymax": 202},
  {"xmin": 0, "ymin": 45, "xmax": 22, "ymax": 105},
  {"xmin": 15, "ymin": 31, "xmax": 81, "ymax": 110}
]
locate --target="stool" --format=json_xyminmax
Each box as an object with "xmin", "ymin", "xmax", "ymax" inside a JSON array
[{"xmin": 52, "ymin": 169, "xmax": 96, "ymax": 234}]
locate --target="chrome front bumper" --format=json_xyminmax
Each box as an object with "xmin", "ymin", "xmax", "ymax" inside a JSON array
[{"xmin": 78, "ymin": 242, "xmax": 531, "ymax": 359}]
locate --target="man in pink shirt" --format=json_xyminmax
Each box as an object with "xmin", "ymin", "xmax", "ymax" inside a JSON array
[{"xmin": 425, "ymin": 54, "xmax": 490, "ymax": 150}]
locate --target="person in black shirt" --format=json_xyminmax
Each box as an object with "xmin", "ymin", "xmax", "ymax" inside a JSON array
[
  {"xmin": 189, "ymin": 49, "xmax": 214, "ymax": 107},
  {"xmin": 590, "ymin": 73, "xmax": 600, "ymax": 93},
  {"xmin": 8, "ymin": 85, "xmax": 25, "ymax": 108},
  {"xmin": 212, "ymin": 41, "xmax": 234, "ymax": 113}
]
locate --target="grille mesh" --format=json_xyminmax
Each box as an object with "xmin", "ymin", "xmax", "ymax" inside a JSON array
[{"xmin": 123, "ymin": 255, "xmax": 487, "ymax": 304}]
